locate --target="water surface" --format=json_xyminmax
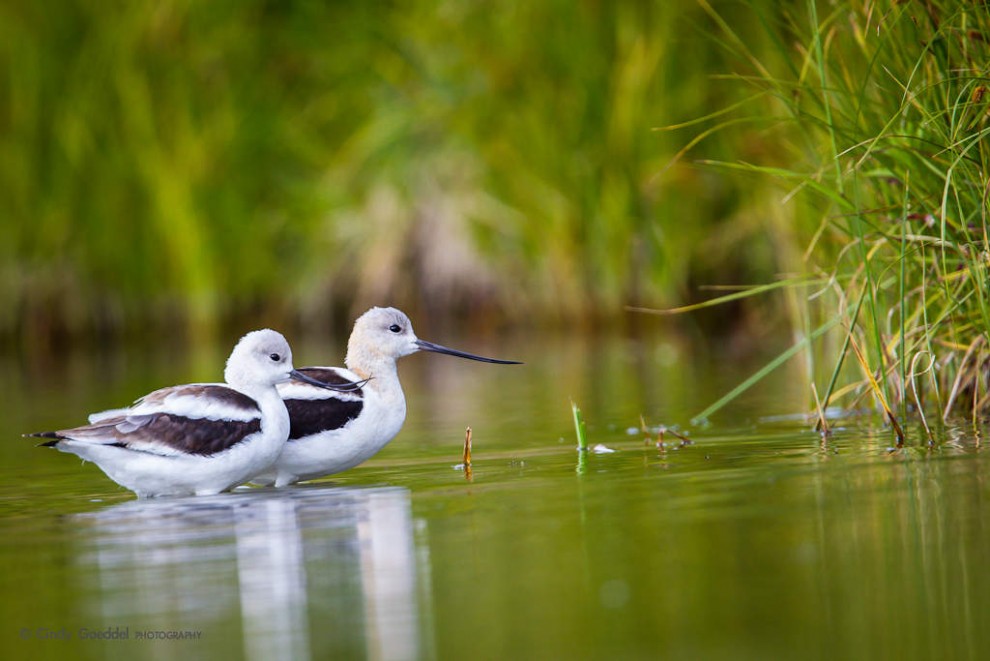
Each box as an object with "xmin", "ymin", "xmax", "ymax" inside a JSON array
[{"xmin": 2, "ymin": 331, "xmax": 988, "ymax": 660}]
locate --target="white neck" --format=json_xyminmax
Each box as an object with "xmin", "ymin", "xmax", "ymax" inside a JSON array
[{"xmin": 347, "ymin": 349, "xmax": 406, "ymax": 403}]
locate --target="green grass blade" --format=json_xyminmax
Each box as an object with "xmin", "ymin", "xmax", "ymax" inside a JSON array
[
  {"xmin": 627, "ymin": 277, "xmax": 825, "ymax": 315},
  {"xmin": 571, "ymin": 401, "xmax": 588, "ymax": 451},
  {"xmin": 691, "ymin": 315, "xmax": 843, "ymax": 426}
]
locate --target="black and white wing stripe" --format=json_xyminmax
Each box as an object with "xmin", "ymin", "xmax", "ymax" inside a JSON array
[
  {"xmin": 276, "ymin": 367, "xmax": 365, "ymax": 441},
  {"xmin": 33, "ymin": 384, "xmax": 264, "ymax": 457},
  {"xmin": 88, "ymin": 383, "xmax": 260, "ymax": 424}
]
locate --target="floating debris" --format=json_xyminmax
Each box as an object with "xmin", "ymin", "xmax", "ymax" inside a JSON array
[
  {"xmin": 657, "ymin": 426, "xmax": 691, "ymax": 447},
  {"xmin": 592, "ymin": 444, "xmax": 615, "ymax": 454}
]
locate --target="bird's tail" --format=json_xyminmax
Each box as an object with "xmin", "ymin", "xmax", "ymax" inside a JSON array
[{"xmin": 23, "ymin": 431, "xmax": 63, "ymax": 447}]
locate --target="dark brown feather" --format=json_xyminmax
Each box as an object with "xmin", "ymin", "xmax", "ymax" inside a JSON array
[
  {"xmin": 286, "ymin": 397, "xmax": 363, "ymax": 440},
  {"xmin": 136, "ymin": 414, "xmax": 262, "ymax": 455},
  {"xmin": 38, "ymin": 414, "xmax": 262, "ymax": 457},
  {"xmin": 138, "ymin": 384, "xmax": 261, "ymax": 415},
  {"xmin": 295, "ymin": 368, "xmax": 365, "ymax": 397}
]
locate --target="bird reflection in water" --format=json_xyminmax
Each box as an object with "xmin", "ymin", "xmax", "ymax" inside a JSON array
[{"xmin": 71, "ymin": 486, "xmax": 425, "ymax": 660}]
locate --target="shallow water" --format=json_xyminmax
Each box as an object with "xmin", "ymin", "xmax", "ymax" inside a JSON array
[{"xmin": 2, "ymin": 330, "xmax": 989, "ymax": 660}]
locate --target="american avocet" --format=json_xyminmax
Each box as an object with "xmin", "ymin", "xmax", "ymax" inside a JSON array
[
  {"xmin": 27, "ymin": 329, "xmax": 364, "ymax": 498},
  {"xmin": 250, "ymin": 307, "xmax": 521, "ymax": 487}
]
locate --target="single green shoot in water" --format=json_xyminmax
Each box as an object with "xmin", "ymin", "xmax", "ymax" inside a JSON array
[{"xmin": 572, "ymin": 401, "xmax": 588, "ymax": 451}]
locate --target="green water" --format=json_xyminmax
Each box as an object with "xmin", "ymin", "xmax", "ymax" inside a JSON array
[{"xmin": 2, "ymin": 331, "xmax": 988, "ymax": 660}]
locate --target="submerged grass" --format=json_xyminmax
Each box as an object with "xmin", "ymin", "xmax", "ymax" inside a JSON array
[{"xmin": 659, "ymin": 0, "xmax": 990, "ymax": 422}]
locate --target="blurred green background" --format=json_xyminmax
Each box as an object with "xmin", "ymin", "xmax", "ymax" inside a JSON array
[
  {"xmin": 1, "ymin": 0, "xmax": 804, "ymax": 349},
  {"xmin": 7, "ymin": 0, "xmax": 987, "ymax": 420}
]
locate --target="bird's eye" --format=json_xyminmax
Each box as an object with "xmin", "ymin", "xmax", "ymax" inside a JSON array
[
  {"xmin": 269, "ymin": 353, "xmax": 281, "ymax": 362},
  {"xmin": 389, "ymin": 324, "xmax": 402, "ymax": 333}
]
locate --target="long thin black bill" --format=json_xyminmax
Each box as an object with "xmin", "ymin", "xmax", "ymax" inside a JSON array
[
  {"xmin": 414, "ymin": 340, "xmax": 522, "ymax": 364},
  {"xmin": 290, "ymin": 369, "xmax": 369, "ymax": 391}
]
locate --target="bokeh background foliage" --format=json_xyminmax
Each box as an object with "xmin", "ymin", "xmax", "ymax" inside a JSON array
[
  {"xmin": 3, "ymin": 0, "xmax": 990, "ymax": 419},
  {"xmin": 0, "ymin": 0, "xmax": 796, "ymax": 344}
]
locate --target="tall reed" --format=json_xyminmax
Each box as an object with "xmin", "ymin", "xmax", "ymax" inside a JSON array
[{"xmin": 675, "ymin": 0, "xmax": 990, "ymax": 421}]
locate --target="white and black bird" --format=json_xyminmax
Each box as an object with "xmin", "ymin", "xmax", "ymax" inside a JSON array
[
  {"xmin": 251, "ymin": 307, "xmax": 521, "ymax": 487},
  {"xmin": 27, "ymin": 329, "xmax": 364, "ymax": 498}
]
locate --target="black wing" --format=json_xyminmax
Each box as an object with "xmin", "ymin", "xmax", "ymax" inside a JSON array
[{"xmin": 279, "ymin": 367, "xmax": 365, "ymax": 440}]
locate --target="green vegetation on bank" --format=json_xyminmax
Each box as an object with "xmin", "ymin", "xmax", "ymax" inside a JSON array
[{"xmin": 672, "ymin": 0, "xmax": 990, "ymax": 421}]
